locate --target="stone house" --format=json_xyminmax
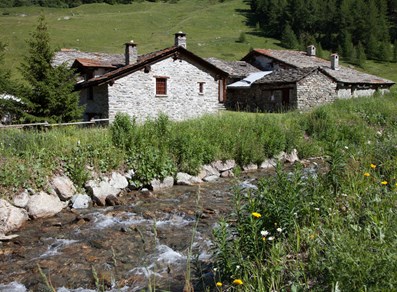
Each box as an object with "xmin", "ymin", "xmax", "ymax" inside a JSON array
[
  {"xmin": 54, "ymin": 33, "xmax": 228, "ymax": 122},
  {"xmin": 226, "ymin": 46, "xmax": 395, "ymax": 112}
]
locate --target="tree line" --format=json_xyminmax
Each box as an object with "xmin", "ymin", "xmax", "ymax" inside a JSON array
[{"xmin": 248, "ymin": 0, "xmax": 397, "ymax": 64}]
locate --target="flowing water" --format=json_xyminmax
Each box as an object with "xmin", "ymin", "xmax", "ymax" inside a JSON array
[{"xmin": 0, "ymin": 161, "xmax": 320, "ymax": 291}]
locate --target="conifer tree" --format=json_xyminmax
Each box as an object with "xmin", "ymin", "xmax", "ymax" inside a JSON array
[
  {"xmin": 281, "ymin": 23, "xmax": 299, "ymax": 49},
  {"xmin": 393, "ymin": 39, "xmax": 397, "ymax": 63},
  {"xmin": 19, "ymin": 15, "xmax": 83, "ymax": 123},
  {"xmin": 356, "ymin": 41, "xmax": 367, "ymax": 67}
]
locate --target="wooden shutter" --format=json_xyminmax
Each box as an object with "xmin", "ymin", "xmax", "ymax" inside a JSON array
[{"xmin": 156, "ymin": 78, "xmax": 167, "ymax": 95}]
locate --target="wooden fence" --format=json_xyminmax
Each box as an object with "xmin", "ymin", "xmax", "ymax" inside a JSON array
[{"xmin": 0, "ymin": 118, "xmax": 109, "ymax": 129}]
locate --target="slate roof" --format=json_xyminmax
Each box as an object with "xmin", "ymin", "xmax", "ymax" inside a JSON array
[
  {"xmin": 244, "ymin": 49, "xmax": 395, "ymax": 85},
  {"xmin": 205, "ymin": 57, "xmax": 261, "ymax": 78},
  {"xmin": 52, "ymin": 48, "xmax": 124, "ymax": 68},
  {"xmin": 255, "ymin": 67, "xmax": 318, "ymax": 84},
  {"xmin": 72, "ymin": 58, "xmax": 117, "ymax": 69},
  {"xmin": 75, "ymin": 46, "xmax": 229, "ymax": 90}
]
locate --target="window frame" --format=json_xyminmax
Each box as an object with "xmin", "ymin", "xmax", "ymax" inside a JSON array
[
  {"xmin": 155, "ymin": 76, "xmax": 169, "ymax": 96},
  {"xmin": 198, "ymin": 82, "xmax": 205, "ymax": 95}
]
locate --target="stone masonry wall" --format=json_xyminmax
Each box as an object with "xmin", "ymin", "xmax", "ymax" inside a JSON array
[
  {"xmin": 107, "ymin": 58, "xmax": 222, "ymax": 122},
  {"xmin": 296, "ymin": 71, "xmax": 337, "ymax": 110}
]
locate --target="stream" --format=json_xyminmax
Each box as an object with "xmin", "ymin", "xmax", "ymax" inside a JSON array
[{"xmin": 0, "ymin": 161, "xmax": 320, "ymax": 291}]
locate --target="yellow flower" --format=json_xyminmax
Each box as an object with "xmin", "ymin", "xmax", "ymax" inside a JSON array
[
  {"xmin": 370, "ymin": 163, "xmax": 376, "ymax": 169},
  {"xmin": 252, "ymin": 212, "xmax": 261, "ymax": 218},
  {"xmin": 364, "ymin": 172, "xmax": 370, "ymax": 177},
  {"xmin": 381, "ymin": 181, "xmax": 388, "ymax": 185},
  {"xmin": 216, "ymin": 282, "xmax": 223, "ymax": 287},
  {"xmin": 233, "ymin": 279, "xmax": 243, "ymax": 285}
]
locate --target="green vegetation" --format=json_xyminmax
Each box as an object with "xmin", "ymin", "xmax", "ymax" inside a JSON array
[
  {"xmin": 17, "ymin": 15, "xmax": 82, "ymax": 122},
  {"xmin": 0, "ymin": 89, "xmax": 396, "ymax": 290}
]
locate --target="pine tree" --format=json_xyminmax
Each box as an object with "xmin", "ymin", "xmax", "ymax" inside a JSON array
[
  {"xmin": 19, "ymin": 15, "xmax": 83, "ymax": 123},
  {"xmin": 356, "ymin": 41, "xmax": 367, "ymax": 67},
  {"xmin": 281, "ymin": 23, "xmax": 299, "ymax": 49},
  {"xmin": 393, "ymin": 39, "xmax": 397, "ymax": 63}
]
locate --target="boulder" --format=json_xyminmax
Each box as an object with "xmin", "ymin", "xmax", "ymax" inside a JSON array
[
  {"xmin": 189, "ymin": 176, "xmax": 203, "ymax": 184},
  {"xmin": 203, "ymin": 175, "xmax": 219, "ymax": 182},
  {"xmin": 109, "ymin": 172, "xmax": 129, "ymax": 189},
  {"xmin": 71, "ymin": 194, "xmax": 92, "ymax": 209},
  {"xmin": 260, "ymin": 158, "xmax": 277, "ymax": 169},
  {"xmin": 13, "ymin": 191, "xmax": 30, "ymax": 208},
  {"xmin": 85, "ymin": 179, "xmax": 120, "ymax": 206},
  {"xmin": 220, "ymin": 170, "xmax": 234, "ymax": 178},
  {"xmin": 26, "ymin": 192, "xmax": 65, "ymax": 219},
  {"xmin": 176, "ymin": 172, "xmax": 193, "ymax": 185},
  {"xmin": 285, "ymin": 149, "xmax": 299, "ymax": 163},
  {"xmin": 211, "ymin": 160, "xmax": 236, "ymax": 172},
  {"xmin": 0, "ymin": 199, "xmax": 29, "ymax": 234},
  {"xmin": 150, "ymin": 176, "xmax": 174, "ymax": 191},
  {"xmin": 105, "ymin": 195, "xmax": 121, "ymax": 206},
  {"xmin": 242, "ymin": 163, "xmax": 258, "ymax": 172},
  {"xmin": 200, "ymin": 164, "xmax": 220, "ymax": 177},
  {"xmin": 51, "ymin": 175, "xmax": 76, "ymax": 201}
]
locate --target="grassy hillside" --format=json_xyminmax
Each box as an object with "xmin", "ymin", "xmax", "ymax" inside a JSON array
[{"xmin": 0, "ymin": 0, "xmax": 396, "ymax": 85}]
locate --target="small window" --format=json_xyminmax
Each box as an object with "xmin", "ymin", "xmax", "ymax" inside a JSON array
[
  {"xmin": 198, "ymin": 82, "xmax": 205, "ymax": 94},
  {"xmin": 156, "ymin": 77, "xmax": 168, "ymax": 95}
]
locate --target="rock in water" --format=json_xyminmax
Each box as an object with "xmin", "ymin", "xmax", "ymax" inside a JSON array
[
  {"xmin": 0, "ymin": 199, "xmax": 29, "ymax": 234},
  {"xmin": 26, "ymin": 192, "xmax": 64, "ymax": 219}
]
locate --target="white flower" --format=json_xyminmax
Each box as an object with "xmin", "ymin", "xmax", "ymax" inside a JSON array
[
  {"xmin": 268, "ymin": 236, "xmax": 275, "ymax": 241},
  {"xmin": 236, "ymin": 265, "xmax": 240, "ymax": 270},
  {"xmin": 261, "ymin": 230, "xmax": 270, "ymax": 237},
  {"xmin": 344, "ymin": 146, "xmax": 349, "ymax": 149},
  {"xmin": 314, "ymin": 208, "xmax": 320, "ymax": 211},
  {"xmin": 276, "ymin": 227, "xmax": 283, "ymax": 233}
]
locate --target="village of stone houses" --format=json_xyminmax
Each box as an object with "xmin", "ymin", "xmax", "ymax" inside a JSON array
[{"xmin": 0, "ymin": 0, "xmax": 396, "ymax": 291}]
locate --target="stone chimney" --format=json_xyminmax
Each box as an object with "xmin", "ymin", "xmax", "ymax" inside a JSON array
[
  {"xmin": 331, "ymin": 53, "xmax": 339, "ymax": 70},
  {"xmin": 307, "ymin": 45, "xmax": 316, "ymax": 56},
  {"xmin": 174, "ymin": 32, "xmax": 187, "ymax": 48},
  {"xmin": 125, "ymin": 40, "xmax": 138, "ymax": 65}
]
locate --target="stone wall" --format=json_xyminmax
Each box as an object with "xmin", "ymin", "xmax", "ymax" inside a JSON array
[
  {"xmin": 296, "ymin": 71, "xmax": 337, "ymax": 110},
  {"xmin": 80, "ymin": 85, "xmax": 109, "ymax": 120},
  {"xmin": 107, "ymin": 58, "xmax": 223, "ymax": 122}
]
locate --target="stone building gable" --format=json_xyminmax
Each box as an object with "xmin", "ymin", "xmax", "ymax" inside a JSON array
[
  {"xmin": 296, "ymin": 70, "xmax": 337, "ymax": 110},
  {"xmin": 108, "ymin": 57, "xmax": 222, "ymax": 122}
]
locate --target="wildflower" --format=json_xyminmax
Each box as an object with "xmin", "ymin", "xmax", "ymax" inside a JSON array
[
  {"xmin": 235, "ymin": 265, "xmax": 240, "ymax": 270},
  {"xmin": 344, "ymin": 146, "xmax": 349, "ymax": 149},
  {"xmin": 276, "ymin": 227, "xmax": 283, "ymax": 233},
  {"xmin": 233, "ymin": 279, "xmax": 243, "ymax": 285},
  {"xmin": 370, "ymin": 164, "xmax": 376, "ymax": 169},
  {"xmin": 267, "ymin": 236, "xmax": 275, "ymax": 241},
  {"xmin": 314, "ymin": 207, "xmax": 320, "ymax": 211},
  {"xmin": 381, "ymin": 181, "xmax": 388, "ymax": 185},
  {"xmin": 364, "ymin": 172, "xmax": 370, "ymax": 177},
  {"xmin": 216, "ymin": 282, "xmax": 223, "ymax": 287},
  {"xmin": 213, "ymin": 268, "xmax": 217, "ymax": 272},
  {"xmin": 341, "ymin": 193, "xmax": 348, "ymax": 197},
  {"xmin": 261, "ymin": 230, "xmax": 269, "ymax": 237},
  {"xmin": 309, "ymin": 234, "xmax": 315, "ymax": 240},
  {"xmin": 252, "ymin": 212, "xmax": 261, "ymax": 218}
]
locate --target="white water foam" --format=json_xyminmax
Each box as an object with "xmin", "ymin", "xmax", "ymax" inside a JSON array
[
  {"xmin": 0, "ymin": 282, "xmax": 27, "ymax": 292},
  {"xmin": 155, "ymin": 213, "xmax": 195, "ymax": 229},
  {"xmin": 40, "ymin": 238, "xmax": 79, "ymax": 258},
  {"xmin": 91, "ymin": 212, "xmax": 150, "ymax": 229},
  {"xmin": 156, "ymin": 244, "xmax": 186, "ymax": 264}
]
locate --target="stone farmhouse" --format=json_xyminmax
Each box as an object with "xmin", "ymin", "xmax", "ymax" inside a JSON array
[
  {"xmin": 226, "ymin": 46, "xmax": 395, "ymax": 112},
  {"xmin": 54, "ymin": 33, "xmax": 239, "ymax": 122},
  {"xmin": 54, "ymin": 37, "xmax": 395, "ymax": 121}
]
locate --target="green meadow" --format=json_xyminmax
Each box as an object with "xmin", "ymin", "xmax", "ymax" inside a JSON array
[{"xmin": 1, "ymin": 0, "xmax": 396, "ymax": 85}]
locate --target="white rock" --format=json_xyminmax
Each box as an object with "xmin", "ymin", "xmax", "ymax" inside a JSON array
[
  {"xmin": 260, "ymin": 158, "xmax": 277, "ymax": 169},
  {"xmin": 71, "ymin": 194, "xmax": 92, "ymax": 209},
  {"xmin": 109, "ymin": 172, "xmax": 129, "ymax": 189},
  {"xmin": 51, "ymin": 176, "xmax": 76, "ymax": 201},
  {"xmin": 85, "ymin": 179, "xmax": 120, "ymax": 206},
  {"xmin": 243, "ymin": 163, "xmax": 258, "ymax": 172},
  {"xmin": 26, "ymin": 192, "xmax": 64, "ymax": 219},
  {"xmin": 150, "ymin": 176, "xmax": 174, "ymax": 191},
  {"xmin": 220, "ymin": 170, "xmax": 234, "ymax": 178},
  {"xmin": 203, "ymin": 175, "xmax": 219, "ymax": 182},
  {"xmin": 211, "ymin": 160, "xmax": 236, "ymax": 172},
  {"xmin": 0, "ymin": 199, "xmax": 29, "ymax": 234},
  {"xmin": 13, "ymin": 191, "xmax": 30, "ymax": 208},
  {"xmin": 176, "ymin": 172, "xmax": 193, "ymax": 185},
  {"xmin": 285, "ymin": 149, "xmax": 299, "ymax": 163},
  {"xmin": 200, "ymin": 164, "xmax": 220, "ymax": 177}
]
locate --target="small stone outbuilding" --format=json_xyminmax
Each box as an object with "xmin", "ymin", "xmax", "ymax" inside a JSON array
[{"xmin": 227, "ymin": 46, "xmax": 395, "ymax": 112}]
